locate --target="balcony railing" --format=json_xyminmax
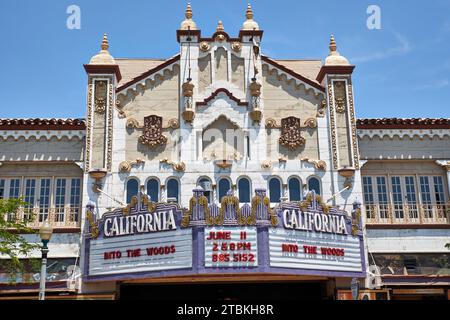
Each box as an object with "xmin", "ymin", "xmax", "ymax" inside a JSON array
[
  {"xmin": 5, "ymin": 206, "xmax": 81, "ymax": 229},
  {"xmin": 365, "ymin": 203, "xmax": 449, "ymax": 225}
]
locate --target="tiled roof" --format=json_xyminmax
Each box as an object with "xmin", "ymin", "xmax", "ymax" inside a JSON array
[
  {"xmin": 115, "ymin": 58, "xmax": 166, "ymax": 87},
  {"xmin": 272, "ymin": 59, "xmax": 323, "ymax": 85},
  {"xmin": 0, "ymin": 118, "xmax": 86, "ymax": 130},
  {"xmin": 357, "ymin": 118, "xmax": 450, "ymax": 129},
  {"xmin": 114, "ymin": 55, "xmax": 324, "ymax": 91}
]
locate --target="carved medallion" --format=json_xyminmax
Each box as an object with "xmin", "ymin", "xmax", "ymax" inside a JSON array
[
  {"xmin": 94, "ymin": 80, "xmax": 107, "ymax": 114},
  {"xmin": 231, "ymin": 42, "xmax": 242, "ymax": 52},
  {"xmin": 279, "ymin": 117, "xmax": 305, "ymax": 150},
  {"xmin": 138, "ymin": 115, "xmax": 167, "ymax": 148},
  {"xmin": 334, "ymin": 81, "xmax": 347, "ymax": 113},
  {"xmin": 200, "ymin": 41, "xmax": 211, "ymax": 52}
]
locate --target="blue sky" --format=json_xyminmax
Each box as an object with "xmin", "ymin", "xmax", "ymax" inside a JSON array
[{"xmin": 0, "ymin": 0, "xmax": 449, "ymax": 119}]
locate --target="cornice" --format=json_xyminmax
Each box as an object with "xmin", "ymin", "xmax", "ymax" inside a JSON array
[
  {"xmin": 0, "ymin": 130, "xmax": 85, "ymax": 141},
  {"xmin": 357, "ymin": 128, "xmax": 450, "ymax": 140}
]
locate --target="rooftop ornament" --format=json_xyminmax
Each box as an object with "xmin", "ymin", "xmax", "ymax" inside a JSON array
[
  {"xmin": 241, "ymin": 3, "xmax": 259, "ymax": 31},
  {"xmin": 89, "ymin": 33, "xmax": 116, "ymax": 65},
  {"xmin": 324, "ymin": 34, "xmax": 350, "ymax": 66},
  {"xmin": 180, "ymin": 3, "xmax": 197, "ymax": 30}
]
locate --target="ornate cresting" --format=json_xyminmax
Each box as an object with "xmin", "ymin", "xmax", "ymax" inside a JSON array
[
  {"xmin": 251, "ymin": 189, "xmax": 277, "ymax": 227},
  {"xmin": 181, "ymin": 188, "xmax": 209, "ymax": 227},
  {"xmin": 180, "ymin": 188, "xmax": 277, "ymax": 227},
  {"xmin": 298, "ymin": 191, "xmax": 330, "ymax": 214}
]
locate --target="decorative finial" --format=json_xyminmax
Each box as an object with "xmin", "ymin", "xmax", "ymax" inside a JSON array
[
  {"xmin": 324, "ymin": 34, "xmax": 350, "ymax": 66},
  {"xmin": 180, "ymin": 3, "xmax": 197, "ymax": 30},
  {"xmin": 185, "ymin": 3, "xmax": 193, "ymax": 19},
  {"xmin": 241, "ymin": 3, "xmax": 259, "ymax": 31},
  {"xmin": 246, "ymin": 4, "xmax": 254, "ymax": 19},
  {"xmin": 217, "ymin": 20, "xmax": 224, "ymax": 32},
  {"xmin": 329, "ymin": 34, "xmax": 337, "ymax": 53},
  {"xmin": 101, "ymin": 33, "xmax": 109, "ymax": 51}
]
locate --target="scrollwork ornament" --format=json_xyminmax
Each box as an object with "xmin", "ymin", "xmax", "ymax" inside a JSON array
[{"xmin": 304, "ymin": 118, "xmax": 317, "ymax": 129}]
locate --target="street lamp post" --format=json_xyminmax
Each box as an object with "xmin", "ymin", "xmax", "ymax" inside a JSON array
[{"xmin": 38, "ymin": 221, "xmax": 53, "ymax": 301}]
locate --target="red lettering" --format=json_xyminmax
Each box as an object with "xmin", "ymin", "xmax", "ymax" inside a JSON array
[
  {"xmin": 104, "ymin": 250, "xmax": 122, "ymax": 260},
  {"xmin": 303, "ymin": 246, "xmax": 317, "ymax": 254},
  {"xmin": 282, "ymin": 244, "xmax": 299, "ymax": 253},
  {"xmin": 320, "ymin": 247, "xmax": 345, "ymax": 257},
  {"xmin": 207, "ymin": 232, "xmax": 231, "ymax": 240}
]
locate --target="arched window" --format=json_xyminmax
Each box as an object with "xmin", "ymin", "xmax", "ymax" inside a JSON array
[
  {"xmin": 198, "ymin": 177, "xmax": 212, "ymax": 203},
  {"xmin": 269, "ymin": 177, "xmax": 282, "ymax": 203},
  {"xmin": 146, "ymin": 178, "xmax": 159, "ymax": 202},
  {"xmin": 238, "ymin": 177, "xmax": 251, "ymax": 203},
  {"xmin": 167, "ymin": 178, "xmax": 179, "ymax": 203},
  {"xmin": 218, "ymin": 178, "xmax": 231, "ymax": 202},
  {"xmin": 126, "ymin": 178, "xmax": 139, "ymax": 204},
  {"xmin": 308, "ymin": 177, "xmax": 321, "ymax": 195},
  {"xmin": 288, "ymin": 177, "xmax": 302, "ymax": 201}
]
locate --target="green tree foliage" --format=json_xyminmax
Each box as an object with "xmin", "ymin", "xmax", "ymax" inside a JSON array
[{"xmin": 0, "ymin": 198, "xmax": 41, "ymax": 277}]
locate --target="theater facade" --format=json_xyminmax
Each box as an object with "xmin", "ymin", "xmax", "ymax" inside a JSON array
[{"xmin": 0, "ymin": 4, "xmax": 448, "ymax": 300}]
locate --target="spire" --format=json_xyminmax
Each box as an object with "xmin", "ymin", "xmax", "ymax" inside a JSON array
[
  {"xmin": 89, "ymin": 33, "xmax": 115, "ymax": 65},
  {"xmin": 180, "ymin": 3, "xmax": 197, "ymax": 30},
  {"xmin": 329, "ymin": 34, "xmax": 337, "ymax": 53},
  {"xmin": 246, "ymin": 3, "xmax": 254, "ymax": 19},
  {"xmin": 101, "ymin": 33, "xmax": 109, "ymax": 51},
  {"xmin": 324, "ymin": 34, "xmax": 350, "ymax": 66},
  {"xmin": 216, "ymin": 20, "xmax": 224, "ymax": 32},
  {"xmin": 185, "ymin": 3, "xmax": 193, "ymax": 19},
  {"xmin": 241, "ymin": 3, "xmax": 259, "ymax": 31}
]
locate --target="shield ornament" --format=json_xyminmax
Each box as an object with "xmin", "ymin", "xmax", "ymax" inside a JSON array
[
  {"xmin": 139, "ymin": 115, "xmax": 167, "ymax": 148},
  {"xmin": 279, "ymin": 116, "xmax": 305, "ymax": 150}
]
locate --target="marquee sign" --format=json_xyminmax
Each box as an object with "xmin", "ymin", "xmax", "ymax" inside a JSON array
[
  {"xmin": 204, "ymin": 227, "xmax": 258, "ymax": 268},
  {"xmin": 84, "ymin": 190, "xmax": 365, "ymax": 281},
  {"xmin": 269, "ymin": 201, "xmax": 363, "ymax": 273},
  {"xmin": 86, "ymin": 199, "xmax": 192, "ymax": 277}
]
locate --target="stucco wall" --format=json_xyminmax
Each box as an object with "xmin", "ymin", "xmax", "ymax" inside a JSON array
[
  {"xmin": 366, "ymin": 229, "xmax": 450, "ymax": 253},
  {"xmin": 0, "ymin": 136, "xmax": 84, "ymax": 162},
  {"xmin": 358, "ymin": 134, "xmax": 450, "ymax": 160}
]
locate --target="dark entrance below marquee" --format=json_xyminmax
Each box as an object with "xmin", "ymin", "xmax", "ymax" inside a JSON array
[{"xmin": 119, "ymin": 281, "xmax": 328, "ymax": 301}]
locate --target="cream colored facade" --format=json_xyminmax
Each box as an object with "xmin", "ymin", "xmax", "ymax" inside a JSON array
[{"xmin": 0, "ymin": 4, "xmax": 448, "ymax": 300}]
